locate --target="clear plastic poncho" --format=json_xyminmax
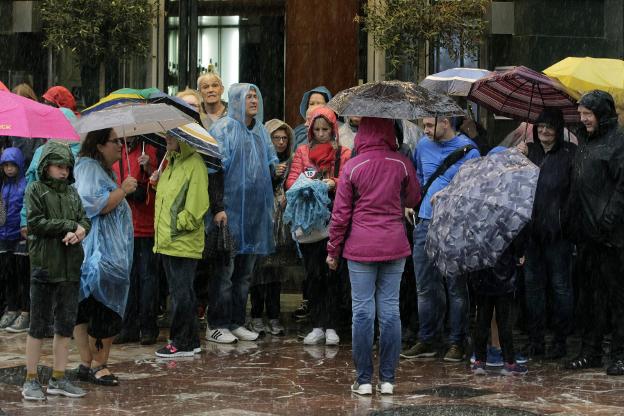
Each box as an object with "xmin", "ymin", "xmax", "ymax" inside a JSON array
[
  {"xmin": 74, "ymin": 157, "xmax": 134, "ymax": 317},
  {"xmin": 209, "ymin": 83, "xmax": 278, "ymax": 255}
]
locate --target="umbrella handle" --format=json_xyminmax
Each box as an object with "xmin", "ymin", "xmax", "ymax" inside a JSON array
[{"xmin": 124, "ymin": 137, "xmax": 132, "ymax": 177}]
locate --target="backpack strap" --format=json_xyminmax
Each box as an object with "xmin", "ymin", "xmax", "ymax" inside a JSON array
[{"xmin": 414, "ymin": 144, "xmax": 476, "ymax": 214}]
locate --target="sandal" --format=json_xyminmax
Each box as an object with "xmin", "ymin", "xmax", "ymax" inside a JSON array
[
  {"xmin": 89, "ymin": 365, "xmax": 119, "ymax": 386},
  {"xmin": 564, "ymin": 355, "xmax": 602, "ymax": 370},
  {"xmin": 74, "ymin": 364, "xmax": 91, "ymax": 382}
]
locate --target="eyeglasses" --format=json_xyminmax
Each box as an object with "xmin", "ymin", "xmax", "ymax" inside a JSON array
[
  {"xmin": 272, "ymin": 136, "xmax": 289, "ymax": 142},
  {"xmin": 107, "ymin": 138, "xmax": 124, "ymax": 145}
]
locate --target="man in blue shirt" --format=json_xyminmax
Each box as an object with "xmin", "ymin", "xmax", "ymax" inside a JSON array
[{"xmin": 401, "ymin": 116, "xmax": 480, "ymax": 361}]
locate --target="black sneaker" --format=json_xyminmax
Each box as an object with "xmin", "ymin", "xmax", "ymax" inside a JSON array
[
  {"xmin": 293, "ymin": 300, "xmax": 309, "ymax": 320},
  {"xmin": 607, "ymin": 360, "xmax": 624, "ymax": 376},
  {"xmin": 155, "ymin": 343, "xmax": 194, "ymax": 358},
  {"xmin": 564, "ymin": 354, "xmax": 602, "ymax": 370}
]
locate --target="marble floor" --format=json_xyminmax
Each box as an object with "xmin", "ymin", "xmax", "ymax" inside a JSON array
[{"xmin": 3, "ymin": 325, "xmax": 624, "ymax": 416}]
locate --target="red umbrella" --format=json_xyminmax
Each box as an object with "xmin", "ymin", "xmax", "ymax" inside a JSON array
[
  {"xmin": 0, "ymin": 81, "xmax": 8, "ymax": 92},
  {"xmin": 468, "ymin": 66, "xmax": 580, "ymax": 124}
]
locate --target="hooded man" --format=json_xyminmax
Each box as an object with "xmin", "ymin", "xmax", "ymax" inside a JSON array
[
  {"xmin": 517, "ymin": 108, "xmax": 576, "ymax": 360},
  {"xmin": 565, "ymin": 90, "xmax": 624, "ymax": 376},
  {"xmin": 207, "ymin": 83, "xmax": 278, "ymax": 344}
]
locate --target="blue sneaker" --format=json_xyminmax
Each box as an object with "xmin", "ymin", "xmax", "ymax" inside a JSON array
[
  {"xmin": 515, "ymin": 352, "xmax": 528, "ymax": 364},
  {"xmin": 486, "ymin": 346, "xmax": 504, "ymax": 367},
  {"xmin": 501, "ymin": 362, "xmax": 528, "ymax": 376},
  {"xmin": 471, "ymin": 360, "xmax": 487, "ymax": 375}
]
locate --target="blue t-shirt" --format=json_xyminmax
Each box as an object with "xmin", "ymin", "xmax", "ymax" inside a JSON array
[{"xmin": 413, "ymin": 134, "xmax": 480, "ymax": 220}]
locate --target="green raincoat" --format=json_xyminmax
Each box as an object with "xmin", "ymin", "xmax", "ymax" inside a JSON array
[
  {"xmin": 154, "ymin": 141, "xmax": 209, "ymax": 259},
  {"xmin": 25, "ymin": 141, "xmax": 91, "ymax": 283}
]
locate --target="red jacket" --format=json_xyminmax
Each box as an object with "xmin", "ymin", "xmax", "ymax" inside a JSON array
[
  {"xmin": 112, "ymin": 141, "xmax": 159, "ymax": 237},
  {"xmin": 328, "ymin": 117, "xmax": 421, "ymax": 262},
  {"xmin": 286, "ymin": 107, "xmax": 351, "ymax": 190}
]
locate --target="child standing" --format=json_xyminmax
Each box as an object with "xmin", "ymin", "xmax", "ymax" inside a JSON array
[
  {"xmin": 0, "ymin": 147, "xmax": 29, "ymax": 332},
  {"xmin": 22, "ymin": 141, "xmax": 90, "ymax": 400},
  {"xmin": 286, "ymin": 107, "xmax": 351, "ymax": 346}
]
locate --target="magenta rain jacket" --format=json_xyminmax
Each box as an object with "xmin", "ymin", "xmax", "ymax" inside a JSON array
[{"xmin": 327, "ymin": 117, "xmax": 421, "ymax": 262}]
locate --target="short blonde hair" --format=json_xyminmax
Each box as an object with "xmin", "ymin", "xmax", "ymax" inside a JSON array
[
  {"xmin": 177, "ymin": 88, "xmax": 205, "ymax": 114},
  {"xmin": 197, "ymin": 72, "xmax": 223, "ymax": 88}
]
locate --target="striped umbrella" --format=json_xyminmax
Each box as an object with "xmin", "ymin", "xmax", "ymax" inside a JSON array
[
  {"xmin": 420, "ymin": 67, "xmax": 492, "ymax": 97},
  {"xmin": 468, "ymin": 66, "xmax": 580, "ymax": 124}
]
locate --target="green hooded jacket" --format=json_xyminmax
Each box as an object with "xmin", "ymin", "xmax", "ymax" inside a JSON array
[
  {"xmin": 25, "ymin": 141, "xmax": 91, "ymax": 283},
  {"xmin": 154, "ymin": 141, "xmax": 209, "ymax": 259}
]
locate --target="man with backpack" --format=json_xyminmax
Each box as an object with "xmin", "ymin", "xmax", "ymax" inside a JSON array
[{"xmin": 401, "ymin": 116, "xmax": 480, "ymax": 362}]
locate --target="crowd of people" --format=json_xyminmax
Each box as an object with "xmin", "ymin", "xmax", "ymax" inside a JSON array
[{"xmin": 1, "ymin": 74, "xmax": 623, "ymax": 401}]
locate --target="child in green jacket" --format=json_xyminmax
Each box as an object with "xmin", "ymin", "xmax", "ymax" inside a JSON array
[{"xmin": 22, "ymin": 141, "xmax": 91, "ymax": 401}]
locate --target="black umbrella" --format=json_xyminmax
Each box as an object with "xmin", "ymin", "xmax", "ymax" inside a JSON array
[{"xmin": 327, "ymin": 80, "xmax": 466, "ymax": 119}]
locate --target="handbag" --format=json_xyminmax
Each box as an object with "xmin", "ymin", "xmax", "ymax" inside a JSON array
[{"xmin": 203, "ymin": 222, "xmax": 235, "ymax": 263}]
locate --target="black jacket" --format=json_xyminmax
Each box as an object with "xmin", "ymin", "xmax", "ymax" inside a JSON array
[
  {"xmin": 569, "ymin": 91, "xmax": 624, "ymax": 247},
  {"xmin": 527, "ymin": 110, "xmax": 576, "ymax": 243}
]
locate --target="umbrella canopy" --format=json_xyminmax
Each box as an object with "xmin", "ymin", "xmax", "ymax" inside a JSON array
[
  {"xmin": 0, "ymin": 81, "xmax": 8, "ymax": 92},
  {"xmin": 148, "ymin": 91, "xmax": 202, "ymax": 124},
  {"xmin": 145, "ymin": 122, "xmax": 222, "ymax": 170},
  {"xmin": 327, "ymin": 80, "xmax": 466, "ymax": 119},
  {"xmin": 73, "ymin": 103, "xmax": 196, "ymax": 138},
  {"xmin": 425, "ymin": 148, "xmax": 539, "ymax": 278},
  {"xmin": 420, "ymin": 68, "xmax": 493, "ymax": 97},
  {"xmin": 468, "ymin": 66, "xmax": 580, "ymax": 124},
  {"xmin": 543, "ymin": 57, "xmax": 624, "ymax": 108},
  {"xmin": 283, "ymin": 173, "xmax": 331, "ymax": 236},
  {"xmin": 0, "ymin": 90, "xmax": 80, "ymax": 141}
]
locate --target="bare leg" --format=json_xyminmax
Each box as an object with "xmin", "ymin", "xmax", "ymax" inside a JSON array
[
  {"xmin": 491, "ymin": 311, "xmax": 501, "ymax": 349},
  {"xmin": 73, "ymin": 324, "xmax": 92, "ymax": 367},
  {"xmin": 25, "ymin": 336, "xmax": 43, "ymax": 375},
  {"xmin": 89, "ymin": 336, "xmax": 115, "ymax": 377},
  {"xmin": 52, "ymin": 335, "xmax": 70, "ymax": 373}
]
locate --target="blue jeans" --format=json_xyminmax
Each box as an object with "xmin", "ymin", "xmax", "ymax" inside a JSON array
[
  {"xmin": 208, "ymin": 254, "xmax": 257, "ymax": 329},
  {"xmin": 349, "ymin": 259, "xmax": 405, "ymax": 385},
  {"xmin": 524, "ymin": 238, "xmax": 573, "ymax": 346},
  {"xmin": 413, "ymin": 220, "xmax": 469, "ymax": 345}
]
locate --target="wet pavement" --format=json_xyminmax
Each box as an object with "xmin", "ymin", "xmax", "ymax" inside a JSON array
[{"xmin": 3, "ymin": 326, "xmax": 624, "ymax": 416}]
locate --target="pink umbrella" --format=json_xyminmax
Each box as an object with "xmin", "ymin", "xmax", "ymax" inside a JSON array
[{"xmin": 0, "ymin": 90, "xmax": 80, "ymax": 141}]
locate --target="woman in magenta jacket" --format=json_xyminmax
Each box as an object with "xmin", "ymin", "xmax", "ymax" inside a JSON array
[{"xmin": 326, "ymin": 117, "xmax": 420, "ymax": 396}]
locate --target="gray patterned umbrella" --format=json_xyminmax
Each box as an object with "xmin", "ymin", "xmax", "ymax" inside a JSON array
[{"xmin": 425, "ymin": 148, "xmax": 539, "ymax": 278}]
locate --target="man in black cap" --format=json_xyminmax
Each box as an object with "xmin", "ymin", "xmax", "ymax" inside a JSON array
[{"xmin": 565, "ymin": 90, "xmax": 624, "ymax": 376}]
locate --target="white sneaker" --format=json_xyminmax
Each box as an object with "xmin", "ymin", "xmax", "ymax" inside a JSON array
[
  {"xmin": 231, "ymin": 326, "xmax": 259, "ymax": 341},
  {"xmin": 248, "ymin": 318, "xmax": 267, "ymax": 334},
  {"xmin": 325, "ymin": 329, "xmax": 340, "ymax": 345},
  {"xmin": 303, "ymin": 328, "xmax": 325, "ymax": 345},
  {"xmin": 351, "ymin": 382, "xmax": 372, "ymax": 395},
  {"xmin": 376, "ymin": 382, "xmax": 394, "ymax": 395},
  {"xmin": 206, "ymin": 328, "xmax": 237, "ymax": 344}
]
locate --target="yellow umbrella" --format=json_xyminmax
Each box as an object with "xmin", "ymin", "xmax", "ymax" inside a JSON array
[{"xmin": 544, "ymin": 57, "xmax": 624, "ymax": 108}]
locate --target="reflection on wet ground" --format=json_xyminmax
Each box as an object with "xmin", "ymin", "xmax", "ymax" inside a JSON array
[{"xmin": 3, "ymin": 328, "xmax": 624, "ymax": 415}]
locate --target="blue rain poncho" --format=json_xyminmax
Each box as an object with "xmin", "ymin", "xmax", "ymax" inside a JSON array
[
  {"xmin": 74, "ymin": 157, "xmax": 134, "ymax": 317},
  {"xmin": 209, "ymin": 83, "xmax": 278, "ymax": 255},
  {"xmin": 283, "ymin": 173, "xmax": 331, "ymax": 238}
]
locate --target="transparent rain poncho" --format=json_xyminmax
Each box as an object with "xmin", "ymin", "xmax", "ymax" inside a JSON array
[
  {"xmin": 74, "ymin": 157, "xmax": 133, "ymax": 317},
  {"xmin": 209, "ymin": 83, "xmax": 278, "ymax": 255}
]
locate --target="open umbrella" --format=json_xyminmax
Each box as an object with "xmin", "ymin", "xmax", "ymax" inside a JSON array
[
  {"xmin": 72, "ymin": 103, "xmax": 196, "ymax": 138},
  {"xmin": 145, "ymin": 122, "xmax": 222, "ymax": 170},
  {"xmin": 0, "ymin": 81, "xmax": 8, "ymax": 92},
  {"xmin": 148, "ymin": 91, "xmax": 202, "ymax": 124},
  {"xmin": 420, "ymin": 68, "xmax": 492, "ymax": 97},
  {"xmin": 543, "ymin": 57, "xmax": 624, "ymax": 109},
  {"xmin": 0, "ymin": 90, "xmax": 79, "ymax": 141},
  {"xmin": 468, "ymin": 66, "xmax": 580, "ymax": 124},
  {"xmin": 327, "ymin": 80, "xmax": 466, "ymax": 119},
  {"xmin": 425, "ymin": 148, "xmax": 539, "ymax": 278}
]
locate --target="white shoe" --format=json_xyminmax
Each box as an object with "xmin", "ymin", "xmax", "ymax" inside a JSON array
[
  {"xmin": 376, "ymin": 382, "xmax": 394, "ymax": 395},
  {"xmin": 231, "ymin": 326, "xmax": 259, "ymax": 341},
  {"xmin": 351, "ymin": 382, "xmax": 372, "ymax": 395},
  {"xmin": 206, "ymin": 328, "xmax": 237, "ymax": 344},
  {"xmin": 325, "ymin": 329, "xmax": 340, "ymax": 345},
  {"xmin": 303, "ymin": 328, "xmax": 325, "ymax": 345},
  {"xmin": 248, "ymin": 318, "xmax": 266, "ymax": 334}
]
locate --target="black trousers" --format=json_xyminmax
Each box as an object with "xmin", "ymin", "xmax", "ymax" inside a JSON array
[
  {"xmin": 577, "ymin": 243, "xmax": 624, "ymax": 359},
  {"xmin": 299, "ymin": 239, "xmax": 339, "ymax": 329},
  {"xmin": 473, "ymin": 292, "xmax": 515, "ymax": 364},
  {"xmin": 1, "ymin": 252, "xmax": 30, "ymax": 312},
  {"xmin": 250, "ymin": 282, "xmax": 281, "ymax": 320}
]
